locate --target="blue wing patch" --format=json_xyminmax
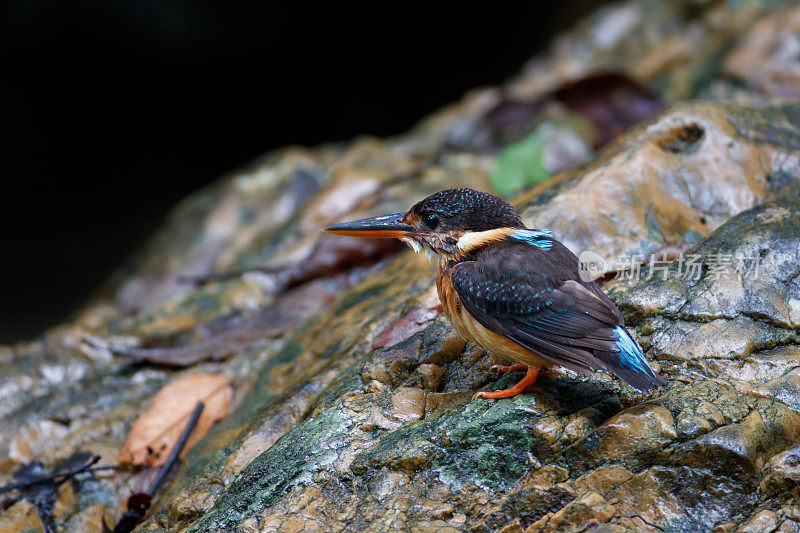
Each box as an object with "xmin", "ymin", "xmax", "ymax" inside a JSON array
[
  {"xmin": 511, "ymin": 229, "xmax": 554, "ymax": 251},
  {"xmin": 612, "ymin": 325, "xmax": 648, "ymax": 373}
]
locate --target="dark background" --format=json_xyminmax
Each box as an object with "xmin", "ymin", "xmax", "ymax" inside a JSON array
[{"xmin": 1, "ymin": 1, "xmax": 608, "ymax": 342}]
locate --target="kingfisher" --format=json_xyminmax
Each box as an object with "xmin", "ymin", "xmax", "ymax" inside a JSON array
[{"xmin": 323, "ymin": 188, "xmax": 666, "ymax": 398}]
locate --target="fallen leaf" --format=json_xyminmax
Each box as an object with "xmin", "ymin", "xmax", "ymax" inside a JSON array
[
  {"xmin": 284, "ymin": 233, "xmax": 403, "ymax": 288},
  {"xmin": 87, "ymin": 277, "xmax": 344, "ymax": 367},
  {"xmin": 491, "ymin": 125, "xmax": 552, "ymax": 197},
  {"xmin": 373, "ymin": 306, "xmax": 441, "ymax": 349},
  {"xmin": 554, "ymin": 72, "xmax": 666, "ymax": 148},
  {"xmin": 118, "ymin": 374, "xmax": 232, "ymax": 466}
]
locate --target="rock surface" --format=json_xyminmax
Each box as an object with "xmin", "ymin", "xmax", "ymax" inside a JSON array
[{"xmin": 2, "ymin": 0, "xmax": 800, "ymax": 532}]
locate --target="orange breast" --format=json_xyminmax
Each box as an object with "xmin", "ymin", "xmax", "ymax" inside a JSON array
[{"xmin": 436, "ymin": 264, "xmax": 549, "ymax": 369}]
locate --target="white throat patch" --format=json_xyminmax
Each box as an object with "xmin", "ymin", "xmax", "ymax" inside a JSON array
[
  {"xmin": 402, "ymin": 237, "xmax": 445, "ymax": 264},
  {"xmin": 401, "ymin": 237, "xmax": 422, "ymax": 254}
]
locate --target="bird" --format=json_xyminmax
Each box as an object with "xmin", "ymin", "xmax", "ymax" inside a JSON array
[{"xmin": 323, "ymin": 188, "xmax": 666, "ymax": 398}]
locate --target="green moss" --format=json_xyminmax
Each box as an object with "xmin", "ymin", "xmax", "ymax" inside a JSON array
[
  {"xmin": 353, "ymin": 395, "xmax": 546, "ymax": 493},
  {"xmin": 491, "ymin": 125, "xmax": 552, "ymax": 197},
  {"xmin": 188, "ymin": 406, "xmax": 354, "ymax": 531}
]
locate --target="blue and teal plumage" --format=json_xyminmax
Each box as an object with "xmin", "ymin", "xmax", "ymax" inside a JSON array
[
  {"xmin": 612, "ymin": 325, "xmax": 648, "ymax": 373},
  {"xmin": 511, "ymin": 229, "xmax": 554, "ymax": 250}
]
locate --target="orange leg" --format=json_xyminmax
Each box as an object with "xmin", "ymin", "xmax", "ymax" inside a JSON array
[
  {"xmin": 490, "ymin": 363, "xmax": 550, "ymax": 378},
  {"xmin": 475, "ymin": 367, "xmax": 542, "ymax": 399}
]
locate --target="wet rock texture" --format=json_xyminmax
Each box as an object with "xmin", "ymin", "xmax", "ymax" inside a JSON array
[{"xmin": 2, "ymin": 1, "xmax": 800, "ymax": 532}]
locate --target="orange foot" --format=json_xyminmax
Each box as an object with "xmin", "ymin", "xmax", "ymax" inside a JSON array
[{"xmin": 475, "ymin": 367, "xmax": 542, "ymax": 399}]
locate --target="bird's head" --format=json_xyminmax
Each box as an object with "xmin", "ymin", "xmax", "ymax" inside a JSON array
[{"xmin": 323, "ymin": 188, "xmax": 525, "ymax": 261}]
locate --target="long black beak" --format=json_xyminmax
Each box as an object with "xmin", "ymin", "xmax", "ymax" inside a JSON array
[{"xmin": 323, "ymin": 213, "xmax": 414, "ymax": 239}]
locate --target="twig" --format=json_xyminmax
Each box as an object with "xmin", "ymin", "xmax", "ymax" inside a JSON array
[
  {"xmin": 105, "ymin": 402, "xmax": 205, "ymax": 533},
  {"xmin": 0, "ymin": 455, "xmax": 105, "ymax": 494},
  {"xmin": 147, "ymin": 401, "xmax": 205, "ymax": 496}
]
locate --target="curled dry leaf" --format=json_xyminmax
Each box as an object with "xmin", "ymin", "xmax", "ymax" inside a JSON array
[
  {"xmin": 96, "ymin": 277, "xmax": 346, "ymax": 367},
  {"xmin": 118, "ymin": 374, "xmax": 233, "ymax": 466}
]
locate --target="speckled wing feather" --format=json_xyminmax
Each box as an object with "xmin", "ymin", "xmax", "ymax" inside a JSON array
[{"xmin": 451, "ymin": 238, "xmax": 665, "ymax": 390}]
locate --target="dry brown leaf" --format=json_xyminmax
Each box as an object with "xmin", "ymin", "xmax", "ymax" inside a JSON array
[
  {"xmin": 118, "ymin": 373, "xmax": 232, "ymax": 466},
  {"xmin": 372, "ymin": 306, "xmax": 441, "ymax": 349},
  {"xmin": 102, "ymin": 278, "xmax": 344, "ymax": 367}
]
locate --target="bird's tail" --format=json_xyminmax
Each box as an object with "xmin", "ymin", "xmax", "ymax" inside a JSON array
[{"xmin": 595, "ymin": 326, "xmax": 667, "ymax": 391}]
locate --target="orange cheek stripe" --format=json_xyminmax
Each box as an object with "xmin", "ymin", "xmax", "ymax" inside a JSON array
[{"xmin": 456, "ymin": 228, "xmax": 515, "ymax": 253}]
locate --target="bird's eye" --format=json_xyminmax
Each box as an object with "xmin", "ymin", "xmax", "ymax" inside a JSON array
[{"xmin": 422, "ymin": 213, "xmax": 440, "ymax": 230}]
